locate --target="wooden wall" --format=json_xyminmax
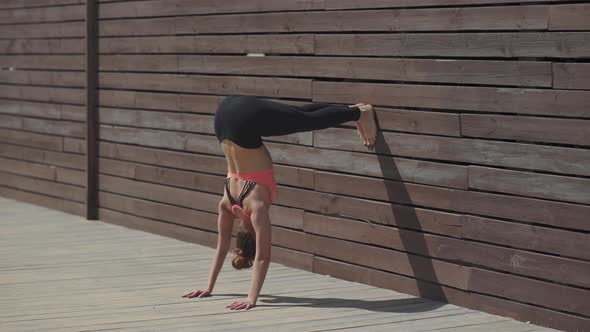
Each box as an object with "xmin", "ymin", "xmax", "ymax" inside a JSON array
[
  {"xmin": 0, "ymin": 0, "xmax": 86, "ymax": 215},
  {"xmin": 2, "ymin": 1, "xmax": 590, "ymax": 331}
]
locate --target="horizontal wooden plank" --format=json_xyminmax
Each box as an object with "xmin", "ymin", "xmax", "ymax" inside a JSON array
[
  {"xmin": 54, "ymin": 166, "xmax": 83, "ymax": 186},
  {"xmin": 0, "ymin": 38, "xmax": 83, "ymax": 54},
  {"xmin": 99, "ymin": 107, "xmax": 212, "ymax": 133},
  {"xmin": 0, "ymin": 21, "xmax": 84, "ymax": 39},
  {"xmin": 314, "ymin": 127, "xmax": 590, "ymax": 177},
  {"xmin": 371, "ymin": 107, "xmax": 460, "ymax": 136},
  {"xmin": 315, "ymin": 32, "xmax": 590, "ymax": 58},
  {"xmin": 99, "ymin": 54, "xmax": 551, "ymax": 88},
  {"xmin": 314, "ymin": 81, "xmax": 590, "ymax": 118},
  {"xmin": 0, "ymin": 142, "xmax": 84, "ymax": 169},
  {"xmin": 0, "ymin": 169, "xmax": 84, "ymax": 202},
  {"xmin": 0, "ymin": 99, "xmax": 84, "ymax": 121},
  {"xmin": 98, "ymin": 72, "xmax": 311, "ymax": 99},
  {"xmin": 324, "ymin": 0, "xmax": 572, "ymax": 10},
  {"xmin": 462, "ymin": 214, "xmax": 590, "ymax": 262},
  {"xmin": 99, "ymin": 34, "xmax": 314, "ymax": 54},
  {"xmin": 0, "ymin": 55, "xmax": 84, "ymax": 70},
  {"xmin": 270, "ymin": 245, "xmax": 314, "ymax": 271},
  {"xmin": 314, "ymin": 256, "xmax": 588, "ymax": 331},
  {"xmin": 549, "ymin": 3, "xmax": 590, "ymax": 30},
  {"xmin": 99, "ymin": 6, "xmax": 548, "ymax": 37},
  {"xmin": 0, "ymin": 128, "xmax": 63, "ymax": 151},
  {"xmin": 461, "ymin": 113, "xmax": 590, "ymax": 146},
  {"xmin": 0, "ymin": 84, "xmax": 84, "ymax": 104},
  {"xmin": 98, "ymin": 90, "xmax": 223, "ymax": 113},
  {"xmin": 98, "ymin": 0, "xmax": 324, "ymax": 19},
  {"xmin": 0, "ymin": 113, "xmax": 22, "ymax": 128},
  {"xmin": 306, "ymin": 232, "xmax": 471, "ymax": 290},
  {"xmin": 0, "ymin": 114, "xmax": 84, "ymax": 138},
  {"xmin": 0, "ymin": 185, "xmax": 84, "ymax": 216},
  {"xmin": 98, "ymin": 207, "xmax": 219, "ymax": 249},
  {"xmin": 0, "ymin": 70, "xmax": 84, "ymax": 87},
  {"xmin": 469, "ymin": 267, "xmax": 590, "ymax": 316},
  {"xmin": 304, "ymin": 212, "xmax": 590, "ymax": 288},
  {"xmin": 0, "ymin": 113, "xmax": 84, "ymax": 138},
  {"xmin": 0, "ymin": 0, "xmax": 83, "ymax": 9},
  {"xmin": 311, "ymin": 170, "xmax": 590, "ymax": 232},
  {"xmin": 553, "ymin": 63, "xmax": 590, "ymax": 90},
  {"xmin": 0, "ymin": 3, "xmax": 83, "ymax": 24},
  {"xmin": 468, "ymin": 165, "xmax": 590, "ymax": 205},
  {"xmin": 0, "ymin": 155, "xmax": 56, "ymax": 180},
  {"xmin": 63, "ymin": 137, "xmax": 83, "ymax": 153}
]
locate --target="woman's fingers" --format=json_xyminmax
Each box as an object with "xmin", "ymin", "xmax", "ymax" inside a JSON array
[
  {"xmin": 181, "ymin": 291, "xmax": 195, "ymax": 298},
  {"xmin": 226, "ymin": 301, "xmax": 249, "ymax": 310},
  {"xmin": 182, "ymin": 289, "xmax": 211, "ymax": 298}
]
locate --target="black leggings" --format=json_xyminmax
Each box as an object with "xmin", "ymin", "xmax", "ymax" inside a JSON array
[{"xmin": 214, "ymin": 95, "xmax": 361, "ymax": 149}]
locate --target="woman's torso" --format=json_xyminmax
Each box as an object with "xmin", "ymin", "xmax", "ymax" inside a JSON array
[{"xmin": 221, "ymin": 139, "xmax": 273, "ymax": 174}]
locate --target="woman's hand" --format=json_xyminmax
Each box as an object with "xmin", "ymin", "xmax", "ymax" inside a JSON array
[
  {"xmin": 181, "ymin": 288, "xmax": 212, "ymax": 298},
  {"xmin": 226, "ymin": 298, "xmax": 256, "ymax": 310}
]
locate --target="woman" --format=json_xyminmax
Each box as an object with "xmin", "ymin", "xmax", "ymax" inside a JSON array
[{"xmin": 181, "ymin": 95, "xmax": 377, "ymax": 310}]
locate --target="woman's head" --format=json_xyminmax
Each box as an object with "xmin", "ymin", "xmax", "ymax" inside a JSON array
[{"xmin": 232, "ymin": 226, "xmax": 256, "ymax": 270}]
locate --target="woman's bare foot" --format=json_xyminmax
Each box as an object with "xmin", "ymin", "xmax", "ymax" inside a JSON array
[
  {"xmin": 349, "ymin": 103, "xmax": 367, "ymax": 144},
  {"xmin": 355, "ymin": 104, "xmax": 377, "ymax": 146}
]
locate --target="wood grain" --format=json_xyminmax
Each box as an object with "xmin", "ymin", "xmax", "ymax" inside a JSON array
[
  {"xmin": 549, "ymin": 3, "xmax": 590, "ymax": 30},
  {"xmin": 553, "ymin": 63, "xmax": 590, "ymax": 90},
  {"xmin": 99, "ymin": 6, "xmax": 549, "ymax": 37},
  {"xmin": 98, "ymin": 34, "xmax": 314, "ymax": 54},
  {"xmin": 313, "ymin": 81, "xmax": 590, "ymax": 118},
  {"xmin": 313, "ymin": 127, "xmax": 590, "ymax": 177},
  {"xmin": 315, "ymin": 32, "xmax": 590, "ymax": 58},
  {"xmin": 0, "ymin": 3, "xmax": 83, "ymax": 23},
  {"xmin": 461, "ymin": 113, "xmax": 590, "ymax": 146},
  {"xmin": 468, "ymin": 165, "xmax": 590, "ymax": 205}
]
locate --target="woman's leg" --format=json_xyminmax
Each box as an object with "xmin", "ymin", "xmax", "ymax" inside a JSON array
[{"xmin": 258, "ymin": 101, "xmax": 361, "ymax": 137}]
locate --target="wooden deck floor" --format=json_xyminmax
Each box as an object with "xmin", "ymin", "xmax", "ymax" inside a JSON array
[{"xmin": 0, "ymin": 197, "xmax": 560, "ymax": 332}]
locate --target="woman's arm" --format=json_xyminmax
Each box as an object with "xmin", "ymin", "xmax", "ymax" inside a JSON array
[
  {"xmin": 248, "ymin": 208, "xmax": 272, "ymax": 302},
  {"xmin": 207, "ymin": 207, "xmax": 234, "ymax": 291},
  {"xmin": 206, "ymin": 241, "xmax": 230, "ymax": 291}
]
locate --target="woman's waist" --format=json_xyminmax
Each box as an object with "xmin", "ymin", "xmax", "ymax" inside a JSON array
[{"xmin": 227, "ymin": 167, "xmax": 274, "ymax": 178}]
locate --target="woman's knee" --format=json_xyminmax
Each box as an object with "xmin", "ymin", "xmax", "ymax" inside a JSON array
[
  {"xmin": 250, "ymin": 200, "xmax": 269, "ymax": 218},
  {"xmin": 218, "ymin": 199, "xmax": 233, "ymax": 215}
]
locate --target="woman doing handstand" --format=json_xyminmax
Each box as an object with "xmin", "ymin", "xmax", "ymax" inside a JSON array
[{"xmin": 181, "ymin": 95, "xmax": 377, "ymax": 310}]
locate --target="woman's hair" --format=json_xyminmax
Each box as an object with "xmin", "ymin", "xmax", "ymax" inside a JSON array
[{"xmin": 232, "ymin": 228, "xmax": 256, "ymax": 270}]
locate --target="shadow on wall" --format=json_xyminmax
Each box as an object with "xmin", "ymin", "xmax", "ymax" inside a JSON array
[{"xmin": 375, "ymin": 112, "xmax": 449, "ymax": 305}]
